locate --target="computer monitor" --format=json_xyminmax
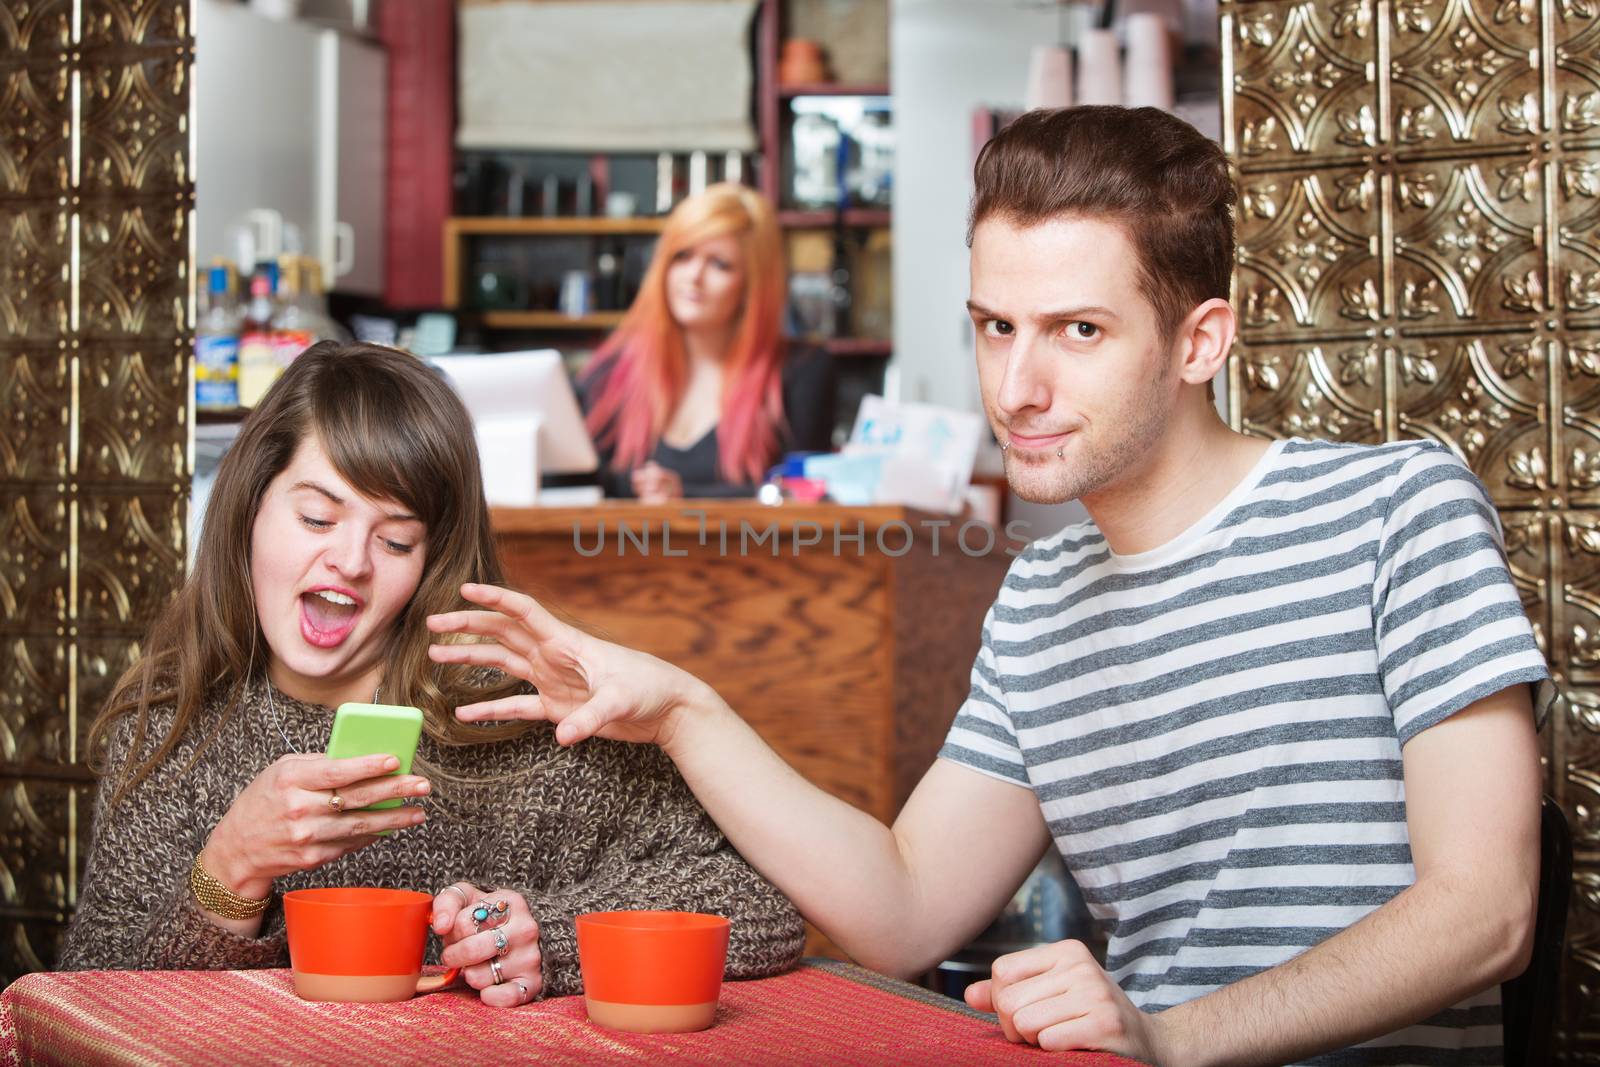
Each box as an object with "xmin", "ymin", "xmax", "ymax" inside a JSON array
[{"xmin": 430, "ymin": 350, "xmax": 599, "ymax": 505}]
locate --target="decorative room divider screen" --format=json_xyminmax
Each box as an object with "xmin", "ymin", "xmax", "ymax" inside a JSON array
[
  {"xmin": 1222, "ymin": 0, "xmax": 1599, "ymax": 1055},
  {"xmin": 0, "ymin": 0, "xmax": 193, "ymax": 982}
]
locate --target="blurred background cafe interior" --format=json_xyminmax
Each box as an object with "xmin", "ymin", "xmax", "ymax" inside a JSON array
[{"xmin": 9, "ymin": 0, "xmax": 1600, "ymax": 1055}]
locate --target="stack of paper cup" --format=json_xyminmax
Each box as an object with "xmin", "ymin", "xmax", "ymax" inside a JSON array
[
  {"xmin": 1025, "ymin": 45, "xmax": 1074, "ymax": 111},
  {"xmin": 1076, "ymin": 29, "xmax": 1122, "ymax": 106},
  {"xmin": 1124, "ymin": 13, "xmax": 1175, "ymax": 110}
]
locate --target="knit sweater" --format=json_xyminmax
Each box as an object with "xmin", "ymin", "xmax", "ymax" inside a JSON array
[{"xmin": 58, "ymin": 678, "xmax": 805, "ymax": 994}]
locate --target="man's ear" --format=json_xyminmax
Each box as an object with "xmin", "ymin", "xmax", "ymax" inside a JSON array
[{"xmin": 1177, "ymin": 298, "xmax": 1237, "ymax": 387}]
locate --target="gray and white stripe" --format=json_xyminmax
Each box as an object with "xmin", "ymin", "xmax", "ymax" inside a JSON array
[{"xmin": 940, "ymin": 438, "xmax": 1547, "ymax": 1064}]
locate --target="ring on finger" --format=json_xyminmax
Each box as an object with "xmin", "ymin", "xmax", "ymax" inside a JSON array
[
  {"xmin": 513, "ymin": 978, "xmax": 529, "ymax": 1003},
  {"xmin": 327, "ymin": 790, "xmax": 344, "ymax": 813},
  {"xmin": 438, "ymin": 885, "xmax": 468, "ymax": 905},
  {"xmin": 490, "ymin": 959, "xmax": 505, "ymax": 985},
  {"xmin": 471, "ymin": 898, "xmax": 509, "ymax": 931},
  {"xmin": 493, "ymin": 928, "xmax": 509, "ymax": 958}
]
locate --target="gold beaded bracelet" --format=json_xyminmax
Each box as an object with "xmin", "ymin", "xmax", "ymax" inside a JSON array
[{"xmin": 189, "ymin": 853, "xmax": 269, "ymax": 920}]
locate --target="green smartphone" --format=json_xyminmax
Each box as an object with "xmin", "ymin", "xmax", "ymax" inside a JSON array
[{"xmin": 326, "ymin": 702, "xmax": 424, "ymax": 811}]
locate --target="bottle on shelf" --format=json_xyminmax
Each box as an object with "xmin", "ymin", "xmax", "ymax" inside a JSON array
[
  {"xmin": 194, "ymin": 263, "xmax": 240, "ymax": 411},
  {"xmin": 595, "ymin": 241, "xmax": 624, "ymax": 311},
  {"xmin": 790, "ymin": 111, "xmax": 842, "ymax": 210},
  {"xmin": 274, "ymin": 256, "xmax": 352, "ymax": 368},
  {"xmin": 272, "ymin": 257, "xmax": 319, "ymax": 368},
  {"xmin": 238, "ymin": 264, "xmax": 281, "ymax": 408},
  {"xmin": 828, "ymin": 244, "xmax": 854, "ymax": 340},
  {"xmin": 828, "ymin": 137, "xmax": 855, "ymax": 338},
  {"xmin": 302, "ymin": 259, "xmax": 351, "ymax": 343}
]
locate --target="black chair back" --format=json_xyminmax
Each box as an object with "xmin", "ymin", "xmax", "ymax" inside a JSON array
[{"xmin": 1501, "ymin": 795, "xmax": 1571, "ymax": 1067}]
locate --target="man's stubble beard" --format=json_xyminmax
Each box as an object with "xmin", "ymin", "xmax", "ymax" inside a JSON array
[
  {"xmin": 994, "ymin": 350, "xmax": 1177, "ymax": 506},
  {"xmin": 1004, "ymin": 439, "xmax": 1122, "ymax": 505}
]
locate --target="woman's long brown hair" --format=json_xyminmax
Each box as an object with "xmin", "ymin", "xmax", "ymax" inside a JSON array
[{"xmin": 89, "ymin": 341, "xmax": 529, "ymax": 801}]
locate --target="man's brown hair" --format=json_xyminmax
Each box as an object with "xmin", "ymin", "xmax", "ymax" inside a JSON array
[{"xmin": 968, "ymin": 105, "xmax": 1236, "ymax": 340}]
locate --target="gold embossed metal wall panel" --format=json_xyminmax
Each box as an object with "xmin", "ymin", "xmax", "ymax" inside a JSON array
[
  {"xmin": 0, "ymin": 0, "xmax": 192, "ymax": 982},
  {"xmin": 1223, "ymin": 0, "xmax": 1596, "ymax": 1055}
]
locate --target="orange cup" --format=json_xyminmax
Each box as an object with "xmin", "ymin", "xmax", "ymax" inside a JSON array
[
  {"xmin": 575, "ymin": 911, "xmax": 731, "ymax": 1033},
  {"xmin": 283, "ymin": 888, "xmax": 460, "ymax": 1003}
]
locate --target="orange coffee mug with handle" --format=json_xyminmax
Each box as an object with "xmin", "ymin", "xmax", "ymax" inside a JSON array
[
  {"xmin": 284, "ymin": 888, "xmax": 461, "ymax": 1002},
  {"xmin": 575, "ymin": 910, "xmax": 731, "ymax": 1033}
]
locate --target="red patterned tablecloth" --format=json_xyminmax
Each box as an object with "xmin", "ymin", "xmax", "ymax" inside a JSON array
[{"xmin": 0, "ymin": 959, "xmax": 1142, "ymax": 1066}]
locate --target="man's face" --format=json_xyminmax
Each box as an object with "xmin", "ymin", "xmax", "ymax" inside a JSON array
[{"xmin": 969, "ymin": 215, "xmax": 1180, "ymax": 505}]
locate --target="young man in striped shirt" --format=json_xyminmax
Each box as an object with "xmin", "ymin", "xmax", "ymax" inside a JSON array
[{"xmin": 430, "ymin": 106, "xmax": 1547, "ymax": 1065}]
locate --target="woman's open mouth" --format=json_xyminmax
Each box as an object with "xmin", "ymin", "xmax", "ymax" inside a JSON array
[{"xmin": 299, "ymin": 588, "xmax": 362, "ymax": 649}]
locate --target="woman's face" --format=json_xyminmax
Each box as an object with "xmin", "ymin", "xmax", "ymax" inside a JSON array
[
  {"xmin": 665, "ymin": 234, "xmax": 747, "ymax": 335},
  {"xmin": 249, "ymin": 433, "xmax": 427, "ymax": 707}
]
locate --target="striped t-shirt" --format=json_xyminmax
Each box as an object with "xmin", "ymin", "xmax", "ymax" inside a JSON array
[{"xmin": 940, "ymin": 438, "xmax": 1548, "ymax": 1065}]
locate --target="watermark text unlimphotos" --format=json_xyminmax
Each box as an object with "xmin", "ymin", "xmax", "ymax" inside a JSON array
[{"xmin": 572, "ymin": 509, "xmax": 1032, "ymax": 558}]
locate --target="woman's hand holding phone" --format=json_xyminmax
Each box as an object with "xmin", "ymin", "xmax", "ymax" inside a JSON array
[{"xmin": 202, "ymin": 753, "xmax": 431, "ymax": 904}]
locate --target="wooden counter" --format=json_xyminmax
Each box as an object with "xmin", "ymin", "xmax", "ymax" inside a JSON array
[{"xmin": 492, "ymin": 502, "xmax": 1016, "ymax": 823}]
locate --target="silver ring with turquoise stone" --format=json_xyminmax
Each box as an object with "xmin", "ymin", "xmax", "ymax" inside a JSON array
[{"xmin": 471, "ymin": 898, "xmax": 509, "ymax": 931}]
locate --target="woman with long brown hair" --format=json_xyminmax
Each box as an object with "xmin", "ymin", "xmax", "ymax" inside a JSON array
[
  {"xmin": 581, "ymin": 182, "xmax": 833, "ymax": 501},
  {"xmin": 59, "ymin": 342, "xmax": 803, "ymax": 1004}
]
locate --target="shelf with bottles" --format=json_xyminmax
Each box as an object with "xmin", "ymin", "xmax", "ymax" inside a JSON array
[
  {"xmin": 194, "ymin": 255, "xmax": 349, "ymax": 420},
  {"xmin": 777, "ymin": 94, "xmax": 892, "ymax": 219},
  {"xmin": 444, "ymin": 228, "xmax": 647, "ymax": 326},
  {"xmin": 784, "ymin": 218, "xmax": 891, "ymax": 364},
  {"xmin": 447, "ymin": 146, "xmax": 752, "ymax": 323},
  {"xmin": 755, "ymin": 0, "xmax": 894, "ymax": 406},
  {"xmin": 758, "ymin": 1, "xmax": 892, "ymax": 214}
]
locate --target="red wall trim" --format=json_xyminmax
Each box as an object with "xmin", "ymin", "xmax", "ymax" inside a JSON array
[{"xmin": 378, "ymin": 0, "xmax": 455, "ymax": 308}]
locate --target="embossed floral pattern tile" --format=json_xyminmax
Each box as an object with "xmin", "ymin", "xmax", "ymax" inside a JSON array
[
  {"xmin": 0, "ymin": 0, "xmax": 192, "ymax": 985},
  {"xmin": 1223, "ymin": 0, "xmax": 1600, "ymax": 1051}
]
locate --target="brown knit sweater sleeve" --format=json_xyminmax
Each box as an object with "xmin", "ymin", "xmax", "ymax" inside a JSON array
[
  {"xmin": 57, "ymin": 706, "xmax": 288, "ymax": 971},
  {"xmin": 510, "ymin": 741, "xmax": 805, "ymax": 998}
]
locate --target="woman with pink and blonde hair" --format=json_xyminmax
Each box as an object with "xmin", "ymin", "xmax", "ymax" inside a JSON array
[{"xmin": 580, "ymin": 183, "xmax": 833, "ymax": 501}]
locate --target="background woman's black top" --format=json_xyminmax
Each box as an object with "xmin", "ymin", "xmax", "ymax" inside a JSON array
[{"xmin": 577, "ymin": 346, "xmax": 835, "ymax": 498}]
